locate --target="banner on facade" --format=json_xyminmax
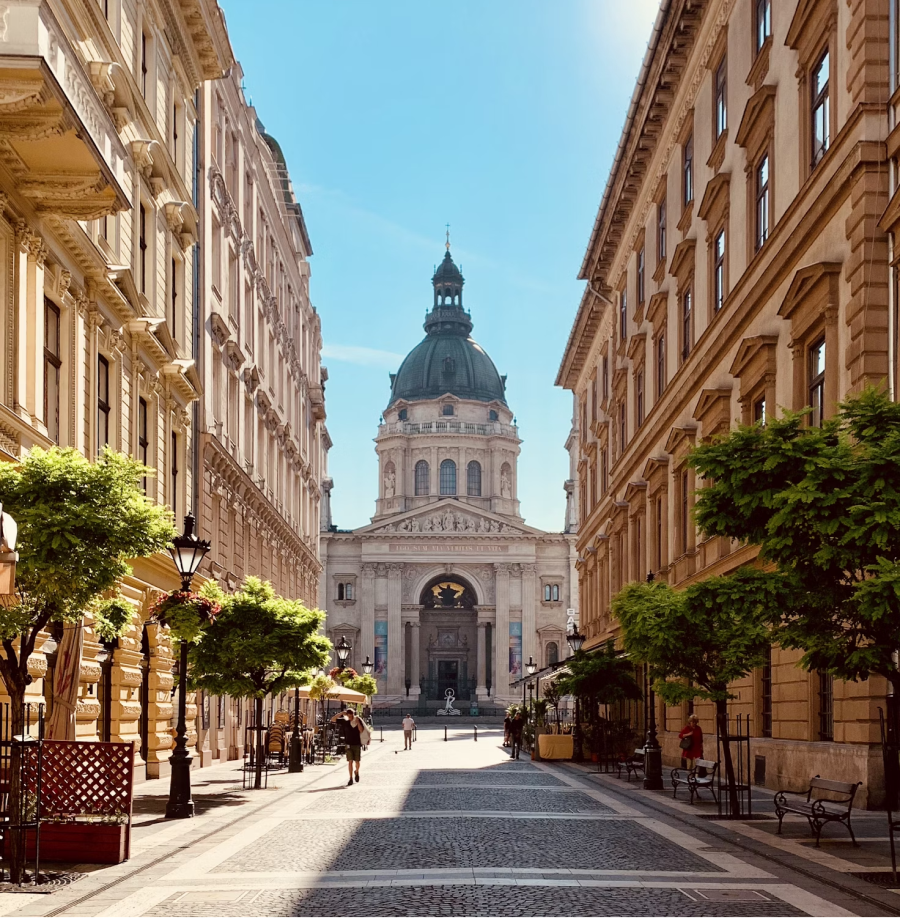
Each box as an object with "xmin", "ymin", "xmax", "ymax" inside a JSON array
[
  {"xmin": 374, "ymin": 620, "xmax": 388, "ymax": 676},
  {"xmin": 509, "ymin": 621, "xmax": 522, "ymax": 677}
]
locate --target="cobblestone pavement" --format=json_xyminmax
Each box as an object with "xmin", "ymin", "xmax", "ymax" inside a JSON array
[{"xmin": 2, "ymin": 725, "xmax": 897, "ymax": 916}]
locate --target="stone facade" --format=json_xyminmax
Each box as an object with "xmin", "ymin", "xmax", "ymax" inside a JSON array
[
  {"xmin": 194, "ymin": 61, "xmax": 326, "ymax": 764},
  {"xmin": 557, "ymin": 0, "xmax": 894, "ymax": 805},
  {"xmin": 323, "ymin": 249, "xmax": 575, "ymax": 707}
]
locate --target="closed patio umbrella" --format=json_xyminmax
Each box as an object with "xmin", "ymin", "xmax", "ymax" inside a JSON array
[{"xmin": 46, "ymin": 623, "xmax": 84, "ymax": 740}]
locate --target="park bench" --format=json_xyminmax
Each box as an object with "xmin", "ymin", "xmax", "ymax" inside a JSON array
[
  {"xmin": 671, "ymin": 758, "xmax": 719, "ymax": 804},
  {"xmin": 618, "ymin": 748, "xmax": 645, "ymax": 781},
  {"xmin": 774, "ymin": 776, "xmax": 861, "ymax": 847}
]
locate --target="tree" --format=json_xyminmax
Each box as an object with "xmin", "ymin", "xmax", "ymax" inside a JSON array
[
  {"xmin": 188, "ymin": 578, "xmax": 331, "ymax": 788},
  {"xmin": 613, "ymin": 570, "xmax": 778, "ymax": 813},
  {"xmin": 543, "ymin": 679, "xmax": 563, "ymax": 731},
  {"xmin": 688, "ymin": 389, "xmax": 900, "ymax": 696},
  {"xmin": 344, "ymin": 673, "xmax": 378, "ymax": 699},
  {"xmin": 555, "ymin": 640, "xmax": 642, "ymax": 705},
  {"xmin": 0, "ymin": 447, "xmax": 173, "ymax": 880}
]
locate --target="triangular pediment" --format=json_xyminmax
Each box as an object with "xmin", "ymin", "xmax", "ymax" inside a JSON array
[{"xmin": 358, "ymin": 498, "xmax": 542, "ymax": 537}]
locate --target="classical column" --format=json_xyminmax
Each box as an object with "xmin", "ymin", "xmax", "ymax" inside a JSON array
[
  {"xmin": 494, "ymin": 563, "xmax": 510, "ymax": 700},
  {"xmin": 387, "ymin": 563, "xmax": 403, "ymax": 695},
  {"xmin": 409, "ymin": 621, "xmax": 421, "ymax": 697},
  {"xmin": 360, "ymin": 563, "xmax": 375, "ymax": 679},
  {"xmin": 476, "ymin": 620, "xmax": 489, "ymax": 700},
  {"xmin": 522, "ymin": 564, "xmax": 536, "ymax": 668}
]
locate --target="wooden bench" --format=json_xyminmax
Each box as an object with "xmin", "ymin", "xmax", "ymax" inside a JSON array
[
  {"xmin": 774, "ymin": 776, "xmax": 861, "ymax": 847},
  {"xmin": 671, "ymin": 758, "xmax": 719, "ymax": 804},
  {"xmin": 618, "ymin": 748, "xmax": 645, "ymax": 781}
]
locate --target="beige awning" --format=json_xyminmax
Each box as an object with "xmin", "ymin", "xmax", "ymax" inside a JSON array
[{"xmin": 297, "ymin": 686, "xmax": 368, "ymax": 704}]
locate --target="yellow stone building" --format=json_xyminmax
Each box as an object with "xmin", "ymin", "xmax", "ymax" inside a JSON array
[{"xmin": 558, "ymin": 0, "xmax": 894, "ymax": 804}]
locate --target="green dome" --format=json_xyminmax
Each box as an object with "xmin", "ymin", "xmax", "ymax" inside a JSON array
[{"xmin": 387, "ymin": 250, "xmax": 507, "ymax": 407}]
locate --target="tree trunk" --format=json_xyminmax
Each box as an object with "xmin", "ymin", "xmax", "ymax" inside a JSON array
[
  {"xmin": 7, "ymin": 684, "xmax": 26, "ymax": 883},
  {"xmin": 254, "ymin": 696, "xmax": 264, "ymax": 790},
  {"xmin": 716, "ymin": 698, "xmax": 740, "ymax": 817}
]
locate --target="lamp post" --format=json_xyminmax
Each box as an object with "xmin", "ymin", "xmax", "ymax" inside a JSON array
[
  {"xmin": 526, "ymin": 657, "xmax": 537, "ymax": 726},
  {"xmin": 165, "ymin": 514, "xmax": 211, "ymax": 820},
  {"xmin": 643, "ymin": 571, "xmax": 664, "ymax": 790},
  {"xmin": 335, "ymin": 636, "xmax": 351, "ymax": 673},
  {"xmin": 567, "ymin": 626, "xmax": 585, "ymax": 763}
]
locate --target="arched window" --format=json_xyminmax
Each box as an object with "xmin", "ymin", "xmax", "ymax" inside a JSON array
[
  {"xmin": 467, "ymin": 460, "xmax": 482, "ymax": 496},
  {"xmin": 345, "ymin": 582, "xmax": 353, "ymax": 601},
  {"xmin": 547, "ymin": 642, "xmax": 559, "ymax": 667},
  {"xmin": 337, "ymin": 583, "xmax": 345, "ymax": 601},
  {"xmin": 440, "ymin": 459, "xmax": 457, "ymax": 495},
  {"xmin": 415, "ymin": 460, "xmax": 429, "ymax": 496}
]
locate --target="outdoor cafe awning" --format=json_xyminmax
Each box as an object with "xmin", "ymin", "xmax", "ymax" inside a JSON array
[{"xmin": 296, "ymin": 686, "xmax": 368, "ymax": 704}]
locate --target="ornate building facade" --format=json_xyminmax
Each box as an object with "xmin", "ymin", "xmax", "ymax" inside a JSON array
[
  {"xmin": 0, "ymin": 0, "xmax": 231, "ymax": 779},
  {"xmin": 193, "ymin": 60, "xmax": 327, "ymax": 763},
  {"xmin": 322, "ymin": 247, "xmax": 575, "ymax": 707},
  {"xmin": 558, "ymin": 0, "xmax": 893, "ymax": 803}
]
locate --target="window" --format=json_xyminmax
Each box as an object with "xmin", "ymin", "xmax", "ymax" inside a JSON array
[
  {"xmin": 543, "ymin": 584, "xmax": 560, "ymax": 602},
  {"xmin": 656, "ymin": 334, "xmax": 666, "ymax": 398},
  {"xmin": 543, "ymin": 585, "xmax": 550, "ymax": 602},
  {"xmin": 439, "ymin": 459, "xmax": 457, "ymax": 495},
  {"xmin": 442, "ymin": 404, "xmax": 454, "ymax": 417},
  {"xmin": 713, "ymin": 229, "xmax": 726, "ymax": 313},
  {"xmin": 655, "ymin": 495, "xmax": 663, "ymax": 571},
  {"xmin": 619, "ymin": 290, "xmax": 627, "ymax": 340},
  {"xmin": 809, "ymin": 338, "xmax": 826, "ymax": 427},
  {"xmin": 139, "ymin": 204, "xmax": 147, "ymax": 293},
  {"xmin": 345, "ymin": 583, "xmax": 354, "ymax": 601},
  {"xmin": 170, "ymin": 256, "xmax": 178, "ymax": 335},
  {"xmin": 97, "ymin": 355, "xmax": 110, "ymax": 452},
  {"xmin": 141, "ymin": 32, "xmax": 148, "ymax": 97},
  {"xmin": 44, "ymin": 299, "xmax": 61, "ymax": 443},
  {"xmin": 818, "ymin": 672, "xmax": 834, "ymax": 741},
  {"xmin": 171, "ymin": 432, "xmax": 179, "ymax": 517},
  {"xmin": 398, "ymin": 408, "xmax": 407, "ymax": 421},
  {"xmin": 415, "ymin": 461, "xmax": 430, "ymax": 496},
  {"xmin": 138, "ymin": 397, "xmax": 149, "ymax": 490},
  {"xmin": 681, "ymin": 288, "xmax": 693, "ymax": 363},
  {"xmin": 489, "ymin": 409, "xmax": 499, "ymax": 421},
  {"xmin": 755, "ymin": 154, "xmax": 770, "ymax": 250},
  {"xmin": 680, "ymin": 469, "xmax": 690, "ymax": 553},
  {"xmin": 637, "ymin": 248, "xmax": 645, "ymax": 304},
  {"xmin": 337, "ymin": 583, "xmax": 344, "ymax": 600},
  {"xmin": 683, "ymin": 134, "xmax": 694, "ymax": 207},
  {"xmin": 546, "ymin": 642, "xmax": 559, "ymax": 667},
  {"xmin": 602, "ymin": 355, "xmax": 609, "ymax": 401},
  {"xmin": 600, "ymin": 448, "xmax": 608, "ymax": 495},
  {"xmin": 636, "ymin": 370, "xmax": 644, "ymax": 427},
  {"xmin": 658, "ymin": 199, "xmax": 667, "ymax": 262},
  {"xmin": 618, "ymin": 401, "xmax": 626, "ymax": 456},
  {"xmin": 811, "ymin": 49, "xmax": 830, "ymax": 168},
  {"xmin": 753, "ymin": 396, "xmax": 766, "ymax": 425},
  {"xmin": 715, "ymin": 57, "xmax": 727, "ymax": 139},
  {"xmin": 756, "ymin": 0, "xmax": 771, "ymax": 52},
  {"xmin": 467, "ymin": 460, "xmax": 482, "ymax": 497},
  {"xmin": 761, "ymin": 645, "xmax": 773, "ymax": 738}
]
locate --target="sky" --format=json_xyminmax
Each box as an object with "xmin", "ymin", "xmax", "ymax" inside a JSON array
[{"xmin": 219, "ymin": 0, "xmax": 661, "ymax": 532}]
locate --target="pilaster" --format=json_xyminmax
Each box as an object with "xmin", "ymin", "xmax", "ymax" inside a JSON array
[
  {"xmin": 522, "ymin": 563, "xmax": 536, "ymax": 667},
  {"xmin": 387, "ymin": 563, "xmax": 403, "ymax": 695},
  {"xmin": 494, "ymin": 563, "xmax": 510, "ymax": 699}
]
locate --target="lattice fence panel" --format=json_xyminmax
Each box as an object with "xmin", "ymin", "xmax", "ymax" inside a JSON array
[{"xmin": 25, "ymin": 741, "xmax": 134, "ymax": 819}]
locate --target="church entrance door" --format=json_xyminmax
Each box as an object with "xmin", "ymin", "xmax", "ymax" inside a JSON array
[{"xmin": 437, "ymin": 660, "xmax": 459, "ymax": 699}]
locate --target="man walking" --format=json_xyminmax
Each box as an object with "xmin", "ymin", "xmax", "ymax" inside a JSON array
[
  {"xmin": 331, "ymin": 708, "xmax": 363, "ymax": 785},
  {"xmin": 402, "ymin": 712, "xmax": 415, "ymax": 750},
  {"xmin": 509, "ymin": 711, "xmax": 525, "ymax": 760}
]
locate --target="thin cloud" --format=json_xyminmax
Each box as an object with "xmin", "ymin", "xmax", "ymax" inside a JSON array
[{"xmin": 322, "ymin": 344, "xmax": 404, "ymax": 370}]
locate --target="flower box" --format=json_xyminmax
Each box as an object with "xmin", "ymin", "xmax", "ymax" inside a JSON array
[{"xmin": 5, "ymin": 822, "xmax": 128, "ymax": 864}]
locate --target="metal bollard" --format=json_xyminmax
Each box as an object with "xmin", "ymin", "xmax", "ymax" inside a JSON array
[
  {"xmin": 380, "ymin": 726, "xmax": 384, "ymax": 743},
  {"xmin": 474, "ymin": 725, "xmax": 478, "ymax": 742},
  {"xmin": 444, "ymin": 726, "xmax": 448, "ymax": 742}
]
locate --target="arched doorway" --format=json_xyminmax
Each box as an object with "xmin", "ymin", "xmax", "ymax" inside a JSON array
[{"xmin": 418, "ymin": 576, "xmax": 478, "ymax": 702}]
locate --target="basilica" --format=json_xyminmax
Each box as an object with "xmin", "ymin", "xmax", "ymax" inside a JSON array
[{"xmin": 320, "ymin": 245, "xmax": 577, "ymax": 707}]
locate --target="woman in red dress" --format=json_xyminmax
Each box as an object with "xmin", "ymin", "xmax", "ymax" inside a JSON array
[{"xmin": 678, "ymin": 714, "xmax": 703, "ymax": 768}]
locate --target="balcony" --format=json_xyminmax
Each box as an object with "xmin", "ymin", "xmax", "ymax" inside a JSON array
[
  {"xmin": 0, "ymin": 1, "xmax": 129, "ymax": 219},
  {"xmin": 378, "ymin": 420, "xmax": 518, "ymax": 438}
]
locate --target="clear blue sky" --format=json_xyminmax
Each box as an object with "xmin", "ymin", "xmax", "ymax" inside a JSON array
[{"xmin": 220, "ymin": 0, "xmax": 660, "ymax": 532}]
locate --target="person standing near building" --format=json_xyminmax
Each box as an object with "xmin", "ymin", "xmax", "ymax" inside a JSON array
[
  {"xmin": 331, "ymin": 708, "xmax": 364, "ymax": 785},
  {"xmin": 402, "ymin": 712, "xmax": 415, "ymax": 750},
  {"xmin": 509, "ymin": 711, "xmax": 525, "ymax": 760},
  {"xmin": 678, "ymin": 714, "xmax": 703, "ymax": 769}
]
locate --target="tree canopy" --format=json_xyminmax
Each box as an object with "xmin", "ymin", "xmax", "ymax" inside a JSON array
[
  {"xmin": 555, "ymin": 640, "xmax": 641, "ymax": 705},
  {"xmin": 188, "ymin": 577, "xmax": 331, "ymax": 699},
  {"xmin": 689, "ymin": 388, "xmax": 900, "ymax": 689}
]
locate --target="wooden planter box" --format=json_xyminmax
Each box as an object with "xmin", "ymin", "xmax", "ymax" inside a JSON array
[{"xmin": 5, "ymin": 822, "xmax": 128, "ymax": 864}]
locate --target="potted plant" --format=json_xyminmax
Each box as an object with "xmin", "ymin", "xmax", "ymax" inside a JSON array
[
  {"xmin": 149, "ymin": 590, "xmax": 220, "ymax": 642},
  {"xmin": 7, "ymin": 812, "xmax": 130, "ymax": 865}
]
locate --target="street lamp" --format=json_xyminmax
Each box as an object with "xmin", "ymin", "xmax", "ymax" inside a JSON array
[
  {"xmin": 567, "ymin": 627, "xmax": 586, "ymax": 763},
  {"xmin": 362, "ymin": 656, "xmax": 374, "ymax": 675},
  {"xmin": 165, "ymin": 514, "xmax": 210, "ymax": 820},
  {"xmin": 643, "ymin": 570, "xmax": 663, "ymax": 789},
  {"xmin": 335, "ymin": 636, "xmax": 351, "ymax": 671},
  {"xmin": 526, "ymin": 656, "xmax": 537, "ymax": 722}
]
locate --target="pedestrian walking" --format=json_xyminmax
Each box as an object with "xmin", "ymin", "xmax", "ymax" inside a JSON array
[
  {"xmin": 503, "ymin": 713, "xmax": 512, "ymax": 747},
  {"xmin": 402, "ymin": 712, "xmax": 415, "ymax": 750},
  {"xmin": 331, "ymin": 707, "xmax": 365, "ymax": 785},
  {"xmin": 678, "ymin": 714, "xmax": 703, "ymax": 769},
  {"xmin": 509, "ymin": 711, "xmax": 525, "ymax": 760}
]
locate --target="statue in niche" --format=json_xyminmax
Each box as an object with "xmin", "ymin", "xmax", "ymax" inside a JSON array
[
  {"xmin": 428, "ymin": 632, "xmax": 436, "ymax": 647},
  {"xmin": 383, "ymin": 468, "xmax": 396, "ymax": 499},
  {"xmin": 500, "ymin": 468, "xmax": 512, "ymax": 499}
]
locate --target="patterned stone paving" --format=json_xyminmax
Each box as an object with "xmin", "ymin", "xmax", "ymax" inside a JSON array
[
  {"xmin": 409, "ymin": 770, "xmax": 567, "ymax": 787},
  {"xmin": 148, "ymin": 885, "xmax": 804, "ymax": 917},
  {"xmin": 213, "ymin": 816, "xmax": 722, "ymax": 873}
]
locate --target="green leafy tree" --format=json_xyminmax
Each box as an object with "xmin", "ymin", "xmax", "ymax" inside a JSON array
[
  {"xmin": 0, "ymin": 447, "xmax": 173, "ymax": 880},
  {"xmin": 556, "ymin": 640, "xmax": 642, "ymax": 705},
  {"xmin": 344, "ymin": 673, "xmax": 377, "ymax": 699},
  {"xmin": 688, "ymin": 389, "xmax": 900, "ymax": 694},
  {"xmin": 188, "ymin": 578, "xmax": 331, "ymax": 788},
  {"xmin": 543, "ymin": 679, "xmax": 563, "ymax": 730},
  {"xmin": 613, "ymin": 570, "xmax": 777, "ymax": 813}
]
